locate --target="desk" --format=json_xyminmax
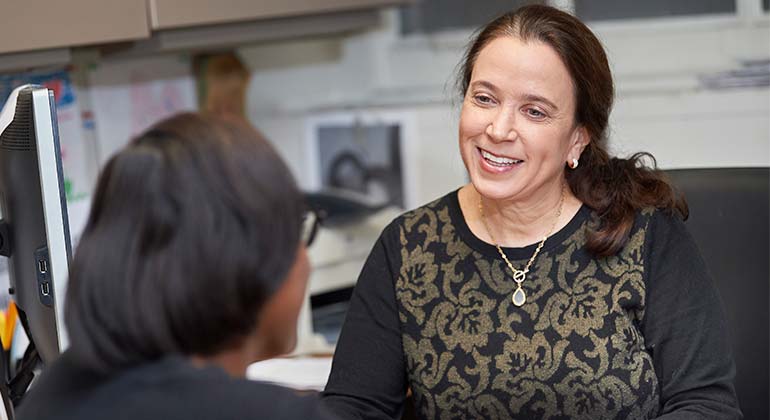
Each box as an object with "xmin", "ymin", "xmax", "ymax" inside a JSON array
[{"xmin": 246, "ymin": 356, "xmax": 333, "ymax": 391}]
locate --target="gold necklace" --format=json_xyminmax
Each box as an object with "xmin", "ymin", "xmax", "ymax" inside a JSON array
[{"xmin": 478, "ymin": 186, "xmax": 565, "ymax": 307}]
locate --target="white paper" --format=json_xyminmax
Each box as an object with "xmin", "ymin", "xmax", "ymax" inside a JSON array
[
  {"xmin": 246, "ymin": 357, "xmax": 333, "ymax": 391},
  {"xmin": 0, "ymin": 72, "xmax": 92, "ymax": 201},
  {"xmin": 88, "ymin": 56, "xmax": 196, "ymax": 165}
]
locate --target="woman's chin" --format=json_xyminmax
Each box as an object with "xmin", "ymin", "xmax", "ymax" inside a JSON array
[{"xmin": 470, "ymin": 175, "xmax": 526, "ymax": 202}]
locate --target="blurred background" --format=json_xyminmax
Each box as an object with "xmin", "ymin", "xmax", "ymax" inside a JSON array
[{"xmin": 0, "ymin": 0, "xmax": 767, "ymax": 415}]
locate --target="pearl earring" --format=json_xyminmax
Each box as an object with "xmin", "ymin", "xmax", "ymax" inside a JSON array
[{"xmin": 570, "ymin": 158, "xmax": 579, "ymax": 169}]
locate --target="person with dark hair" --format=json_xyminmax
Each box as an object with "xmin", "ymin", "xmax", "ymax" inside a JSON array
[
  {"xmin": 17, "ymin": 113, "xmax": 334, "ymax": 420},
  {"xmin": 322, "ymin": 5, "xmax": 741, "ymax": 419}
]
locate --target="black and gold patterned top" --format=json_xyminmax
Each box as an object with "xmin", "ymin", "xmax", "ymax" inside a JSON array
[{"xmin": 323, "ymin": 191, "xmax": 740, "ymax": 419}]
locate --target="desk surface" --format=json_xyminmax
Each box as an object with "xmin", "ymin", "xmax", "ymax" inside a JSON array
[{"xmin": 246, "ymin": 356, "xmax": 333, "ymax": 391}]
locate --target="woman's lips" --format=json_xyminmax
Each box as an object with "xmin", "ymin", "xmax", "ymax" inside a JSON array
[{"xmin": 478, "ymin": 147, "xmax": 523, "ymax": 173}]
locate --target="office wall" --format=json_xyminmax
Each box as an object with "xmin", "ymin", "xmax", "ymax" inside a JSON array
[{"xmin": 242, "ymin": 10, "xmax": 770, "ymax": 206}]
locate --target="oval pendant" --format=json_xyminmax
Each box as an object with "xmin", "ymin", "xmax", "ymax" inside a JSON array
[{"xmin": 512, "ymin": 288, "xmax": 526, "ymax": 307}]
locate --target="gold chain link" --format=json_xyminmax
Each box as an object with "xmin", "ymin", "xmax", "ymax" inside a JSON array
[{"xmin": 478, "ymin": 185, "xmax": 566, "ymax": 277}]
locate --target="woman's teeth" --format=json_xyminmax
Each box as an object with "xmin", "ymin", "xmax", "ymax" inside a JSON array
[{"xmin": 481, "ymin": 149, "xmax": 522, "ymax": 166}]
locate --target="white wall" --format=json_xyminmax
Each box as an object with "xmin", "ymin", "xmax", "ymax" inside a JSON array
[
  {"xmin": 599, "ymin": 16, "xmax": 770, "ymax": 168},
  {"xmin": 242, "ymin": 9, "xmax": 770, "ymax": 207}
]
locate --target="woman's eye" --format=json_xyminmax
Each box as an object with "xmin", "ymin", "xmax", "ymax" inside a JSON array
[
  {"xmin": 473, "ymin": 95, "xmax": 494, "ymax": 105},
  {"xmin": 526, "ymin": 108, "xmax": 546, "ymax": 119}
]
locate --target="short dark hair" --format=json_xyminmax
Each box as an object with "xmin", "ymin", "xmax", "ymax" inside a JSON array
[{"xmin": 65, "ymin": 113, "xmax": 304, "ymax": 373}]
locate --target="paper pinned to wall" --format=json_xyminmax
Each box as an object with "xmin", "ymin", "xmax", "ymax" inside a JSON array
[
  {"xmin": 88, "ymin": 56, "xmax": 197, "ymax": 165},
  {"xmin": 0, "ymin": 69, "xmax": 92, "ymax": 203}
]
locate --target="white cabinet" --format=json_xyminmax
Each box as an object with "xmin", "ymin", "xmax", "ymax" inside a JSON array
[
  {"xmin": 0, "ymin": 0, "xmax": 149, "ymax": 54},
  {"xmin": 148, "ymin": 0, "xmax": 409, "ymax": 29}
]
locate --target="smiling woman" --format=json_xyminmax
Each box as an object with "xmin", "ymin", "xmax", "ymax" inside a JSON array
[{"xmin": 322, "ymin": 4, "xmax": 742, "ymax": 420}]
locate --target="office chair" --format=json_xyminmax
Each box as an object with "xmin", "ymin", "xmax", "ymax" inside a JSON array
[{"xmin": 666, "ymin": 167, "xmax": 769, "ymax": 420}]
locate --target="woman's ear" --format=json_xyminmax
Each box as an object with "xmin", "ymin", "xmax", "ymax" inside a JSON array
[{"xmin": 568, "ymin": 126, "xmax": 590, "ymax": 162}]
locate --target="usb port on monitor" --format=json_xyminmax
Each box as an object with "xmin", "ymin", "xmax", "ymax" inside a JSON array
[
  {"xmin": 38, "ymin": 259, "xmax": 47, "ymax": 274},
  {"xmin": 40, "ymin": 281, "xmax": 50, "ymax": 296}
]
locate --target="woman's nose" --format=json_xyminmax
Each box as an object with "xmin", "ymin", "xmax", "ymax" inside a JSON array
[{"xmin": 485, "ymin": 108, "xmax": 517, "ymax": 142}]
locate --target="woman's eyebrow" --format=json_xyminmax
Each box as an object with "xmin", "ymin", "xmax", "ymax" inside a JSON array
[
  {"xmin": 521, "ymin": 93, "xmax": 559, "ymax": 111},
  {"xmin": 470, "ymin": 80, "xmax": 559, "ymax": 111},
  {"xmin": 470, "ymin": 80, "xmax": 499, "ymax": 92}
]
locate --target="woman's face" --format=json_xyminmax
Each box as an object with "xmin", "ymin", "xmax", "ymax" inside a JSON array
[
  {"xmin": 254, "ymin": 245, "xmax": 310, "ymax": 358},
  {"xmin": 459, "ymin": 36, "xmax": 587, "ymax": 203}
]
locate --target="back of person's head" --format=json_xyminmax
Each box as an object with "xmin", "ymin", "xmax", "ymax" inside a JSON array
[{"xmin": 65, "ymin": 113, "xmax": 304, "ymax": 374}]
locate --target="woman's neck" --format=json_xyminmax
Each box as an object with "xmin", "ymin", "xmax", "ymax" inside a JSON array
[
  {"xmin": 190, "ymin": 349, "xmax": 252, "ymax": 378},
  {"xmin": 460, "ymin": 181, "xmax": 582, "ymax": 248},
  {"xmin": 189, "ymin": 334, "xmax": 268, "ymax": 378}
]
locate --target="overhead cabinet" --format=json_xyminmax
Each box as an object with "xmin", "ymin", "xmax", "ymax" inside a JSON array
[
  {"xmin": 148, "ymin": 0, "xmax": 406, "ymax": 29},
  {"xmin": 0, "ymin": 0, "xmax": 150, "ymax": 54},
  {"xmin": 0, "ymin": 0, "xmax": 411, "ymax": 59}
]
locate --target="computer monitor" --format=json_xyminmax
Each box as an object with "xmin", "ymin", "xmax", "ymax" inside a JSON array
[{"xmin": 0, "ymin": 85, "xmax": 71, "ymax": 369}]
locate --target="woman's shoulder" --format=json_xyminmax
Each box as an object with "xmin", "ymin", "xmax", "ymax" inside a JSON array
[
  {"xmin": 17, "ymin": 353, "xmax": 333, "ymax": 420},
  {"xmin": 627, "ymin": 206, "xmax": 697, "ymax": 271},
  {"xmin": 223, "ymin": 379, "xmax": 334, "ymax": 419},
  {"xmin": 595, "ymin": 206, "xmax": 691, "ymax": 267},
  {"xmin": 632, "ymin": 206, "xmax": 688, "ymax": 239},
  {"xmin": 384, "ymin": 190, "xmax": 459, "ymax": 236}
]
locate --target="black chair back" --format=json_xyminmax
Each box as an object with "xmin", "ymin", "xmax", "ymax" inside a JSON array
[{"xmin": 667, "ymin": 167, "xmax": 769, "ymax": 420}]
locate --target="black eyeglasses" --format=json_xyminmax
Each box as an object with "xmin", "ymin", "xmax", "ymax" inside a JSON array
[{"xmin": 301, "ymin": 209, "xmax": 322, "ymax": 247}]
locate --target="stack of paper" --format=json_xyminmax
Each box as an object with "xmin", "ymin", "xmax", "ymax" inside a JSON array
[{"xmin": 246, "ymin": 357, "xmax": 333, "ymax": 391}]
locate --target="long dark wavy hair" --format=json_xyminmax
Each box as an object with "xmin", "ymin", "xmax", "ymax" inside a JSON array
[
  {"xmin": 65, "ymin": 113, "xmax": 304, "ymax": 374},
  {"xmin": 457, "ymin": 4, "xmax": 688, "ymax": 256}
]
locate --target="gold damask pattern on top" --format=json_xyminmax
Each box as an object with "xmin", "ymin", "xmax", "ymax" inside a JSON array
[{"xmin": 394, "ymin": 199, "xmax": 660, "ymax": 420}]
